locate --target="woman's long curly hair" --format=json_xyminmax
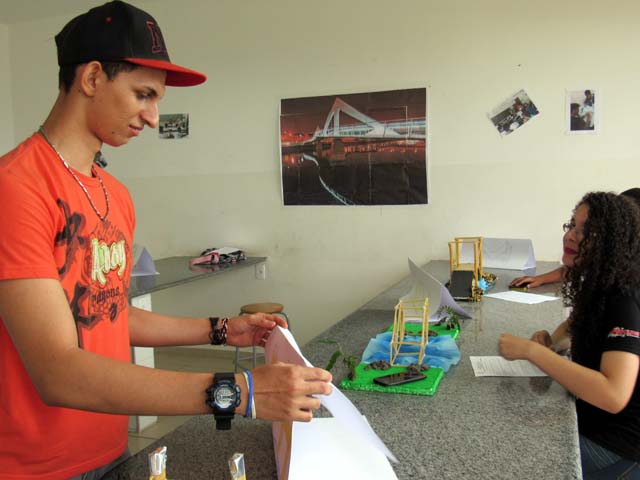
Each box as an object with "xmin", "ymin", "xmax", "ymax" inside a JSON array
[{"xmin": 564, "ymin": 192, "xmax": 640, "ymax": 365}]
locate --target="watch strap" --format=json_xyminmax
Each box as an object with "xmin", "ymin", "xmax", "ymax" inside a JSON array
[{"xmin": 216, "ymin": 415, "xmax": 232, "ymax": 431}]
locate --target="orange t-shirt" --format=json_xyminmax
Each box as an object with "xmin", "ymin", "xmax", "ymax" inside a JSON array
[{"xmin": 0, "ymin": 134, "xmax": 135, "ymax": 479}]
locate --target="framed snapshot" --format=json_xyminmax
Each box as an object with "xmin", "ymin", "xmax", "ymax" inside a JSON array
[
  {"xmin": 488, "ymin": 89, "xmax": 540, "ymax": 137},
  {"xmin": 565, "ymin": 89, "xmax": 598, "ymax": 134},
  {"xmin": 280, "ymin": 88, "xmax": 427, "ymax": 206},
  {"xmin": 158, "ymin": 113, "xmax": 189, "ymax": 139}
]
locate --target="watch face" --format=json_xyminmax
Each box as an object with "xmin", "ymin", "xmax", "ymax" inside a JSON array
[{"xmin": 214, "ymin": 383, "xmax": 237, "ymax": 410}]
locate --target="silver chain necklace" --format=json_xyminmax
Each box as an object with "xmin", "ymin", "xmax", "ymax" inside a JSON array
[{"xmin": 38, "ymin": 127, "xmax": 110, "ymax": 222}]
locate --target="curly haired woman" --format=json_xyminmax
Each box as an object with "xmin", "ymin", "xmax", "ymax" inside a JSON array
[
  {"xmin": 509, "ymin": 187, "xmax": 640, "ymax": 289},
  {"xmin": 499, "ymin": 192, "xmax": 640, "ymax": 479}
]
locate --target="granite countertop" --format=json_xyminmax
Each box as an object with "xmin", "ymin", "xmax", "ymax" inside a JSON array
[
  {"xmin": 107, "ymin": 261, "xmax": 581, "ymax": 480},
  {"xmin": 129, "ymin": 256, "xmax": 266, "ymax": 298}
]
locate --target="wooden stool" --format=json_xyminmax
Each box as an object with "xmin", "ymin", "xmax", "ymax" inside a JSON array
[{"xmin": 234, "ymin": 302, "xmax": 290, "ymax": 372}]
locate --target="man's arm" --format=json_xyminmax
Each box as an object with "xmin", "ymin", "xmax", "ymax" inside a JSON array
[
  {"xmin": 0, "ymin": 278, "xmax": 331, "ymax": 421},
  {"xmin": 128, "ymin": 305, "xmax": 210, "ymax": 347},
  {"xmin": 128, "ymin": 305, "xmax": 288, "ymax": 348}
]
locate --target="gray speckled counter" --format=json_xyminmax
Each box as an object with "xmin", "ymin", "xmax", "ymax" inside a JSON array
[{"xmin": 107, "ymin": 261, "xmax": 581, "ymax": 480}]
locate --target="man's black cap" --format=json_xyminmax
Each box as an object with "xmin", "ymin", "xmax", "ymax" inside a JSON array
[{"xmin": 55, "ymin": 0, "xmax": 206, "ymax": 87}]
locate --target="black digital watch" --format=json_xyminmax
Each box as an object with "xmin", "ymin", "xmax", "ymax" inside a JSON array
[{"xmin": 206, "ymin": 372, "xmax": 241, "ymax": 430}]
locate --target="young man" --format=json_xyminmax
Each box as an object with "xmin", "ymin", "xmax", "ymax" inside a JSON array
[{"xmin": 0, "ymin": 2, "xmax": 332, "ymax": 479}]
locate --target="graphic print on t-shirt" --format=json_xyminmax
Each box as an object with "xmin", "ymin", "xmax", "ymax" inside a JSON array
[
  {"xmin": 55, "ymin": 199, "xmax": 87, "ymax": 278},
  {"xmin": 55, "ymin": 200, "xmax": 131, "ymax": 347},
  {"xmin": 86, "ymin": 219, "xmax": 129, "ymax": 324},
  {"xmin": 608, "ymin": 327, "xmax": 640, "ymax": 339}
]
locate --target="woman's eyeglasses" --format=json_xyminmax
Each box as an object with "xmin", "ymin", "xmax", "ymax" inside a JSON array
[{"xmin": 562, "ymin": 221, "xmax": 587, "ymax": 240}]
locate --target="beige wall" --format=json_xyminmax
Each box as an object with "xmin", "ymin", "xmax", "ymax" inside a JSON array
[
  {"xmin": 0, "ymin": 24, "xmax": 14, "ymax": 153},
  {"xmin": 5, "ymin": 0, "xmax": 640, "ymax": 345}
]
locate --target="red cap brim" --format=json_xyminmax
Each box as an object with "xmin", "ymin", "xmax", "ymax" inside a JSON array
[{"xmin": 125, "ymin": 58, "xmax": 207, "ymax": 87}]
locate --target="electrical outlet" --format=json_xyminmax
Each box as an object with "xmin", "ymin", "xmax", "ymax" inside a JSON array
[{"xmin": 255, "ymin": 263, "xmax": 266, "ymax": 280}]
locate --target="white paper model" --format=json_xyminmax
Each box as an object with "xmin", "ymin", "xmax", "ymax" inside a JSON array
[
  {"xmin": 458, "ymin": 238, "xmax": 536, "ymax": 270},
  {"xmin": 402, "ymin": 258, "xmax": 471, "ymax": 322},
  {"xmin": 264, "ymin": 327, "xmax": 397, "ymax": 480}
]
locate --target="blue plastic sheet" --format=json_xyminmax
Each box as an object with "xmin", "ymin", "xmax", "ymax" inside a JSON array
[{"xmin": 361, "ymin": 331, "xmax": 461, "ymax": 372}]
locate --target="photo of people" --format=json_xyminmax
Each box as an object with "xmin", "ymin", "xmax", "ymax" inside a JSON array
[
  {"xmin": 159, "ymin": 113, "xmax": 190, "ymax": 139},
  {"xmin": 488, "ymin": 89, "xmax": 540, "ymax": 137},
  {"xmin": 566, "ymin": 89, "xmax": 597, "ymax": 134}
]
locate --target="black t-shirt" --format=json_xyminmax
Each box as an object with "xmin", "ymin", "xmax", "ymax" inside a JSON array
[{"xmin": 576, "ymin": 290, "xmax": 640, "ymax": 461}]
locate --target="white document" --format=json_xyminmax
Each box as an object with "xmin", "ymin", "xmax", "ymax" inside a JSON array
[
  {"xmin": 264, "ymin": 327, "xmax": 397, "ymax": 480},
  {"xmin": 131, "ymin": 244, "xmax": 158, "ymax": 277},
  {"xmin": 401, "ymin": 258, "xmax": 471, "ymax": 323},
  {"xmin": 484, "ymin": 290, "xmax": 559, "ymax": 304},
  {"xmin": 470, "ymin": 356, "xmax": 547, "ymax": 377},
  {"xmin": 459, "ymin": 238, "xmax": 535, "ymax": 270},
  {"xmin": 289, "ymin": 417, "xmax": 398, "ymax": 480}
]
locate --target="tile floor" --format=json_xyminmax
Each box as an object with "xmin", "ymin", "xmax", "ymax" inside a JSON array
[{"xmin": 127, "ymin": 346, "xmax": 263, "ymax": 455}]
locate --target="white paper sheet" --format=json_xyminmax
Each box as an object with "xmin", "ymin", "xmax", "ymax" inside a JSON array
[
  {"xmin": 264, "ymin": 326, "xmax": 397, "ymax": 480},
  {"xmin": 401, "ymin": 258, "xmax": 471, "ymax": 323},
  {"xmin": 289, "ymin": 417, "xmax": 398, "ymax": 480},
  {"xmin": 470, "ymin": 356, "xmax": 547, "ymax": 377},
  {"xmin": 459, "ymin": 238, "xmax": 536, "ymax": 270},
  {"xmin": 484, "ymin": 290, "xmax": 559, "ymax": 304}
]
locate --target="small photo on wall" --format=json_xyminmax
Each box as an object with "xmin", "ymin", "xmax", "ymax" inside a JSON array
[
  {"xmin": 159, "ymin": 113, "xmax": 189, "ymax": 139},
  {"xmin": 566, "ymin": 89, "xmax": 598, "ymax": 134},
  {"xmin": 488, "ymin": 89, "xmax": 540, "ymax": 137}
]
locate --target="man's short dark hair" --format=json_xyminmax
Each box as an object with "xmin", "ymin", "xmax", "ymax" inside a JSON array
[{"xmin": 58, "ymin": 61, "xmax": 138, "ymax": 93}]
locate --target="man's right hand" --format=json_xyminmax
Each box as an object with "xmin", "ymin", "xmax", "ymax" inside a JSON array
[{"xmin": 250, "ymin": 362, "xmax": 333, "ymax": 422}]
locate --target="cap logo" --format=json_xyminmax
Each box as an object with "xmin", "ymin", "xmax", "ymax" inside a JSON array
[{"xmin": 145, "ymin": 21, "xmax": 167, "ymax": 55}]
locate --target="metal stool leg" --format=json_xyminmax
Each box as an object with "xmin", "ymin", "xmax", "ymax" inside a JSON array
[{"xmin": 234, "ymin": 345, "xmax": 241, "ymax": 373}]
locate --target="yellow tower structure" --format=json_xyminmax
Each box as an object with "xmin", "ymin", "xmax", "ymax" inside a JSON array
[
  {"xmin": 448, "ymin": 236, "xmax": 484, "ymax": 301},
  {"xmin": 390, "ymin": 298, "xmax": 429, "ymax": 366}
]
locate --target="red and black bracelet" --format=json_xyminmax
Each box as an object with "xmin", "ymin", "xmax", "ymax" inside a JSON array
[{"xmin": 208, "ymin": 317, "xmax": 229, "ymax": 345}]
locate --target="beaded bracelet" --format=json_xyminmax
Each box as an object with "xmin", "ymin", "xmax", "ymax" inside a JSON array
[{"xmin": 208, "ymin": 317, "xmax": 229, "ymax": 346}]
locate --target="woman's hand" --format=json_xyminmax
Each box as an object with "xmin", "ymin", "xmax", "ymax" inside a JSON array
[
  {"xmin": 498, "ymin": 333, "xmax": 535, "ymax": 360},
  {"xmin": 225, "ymin": 313, "xmax": 288, "ymax": 348},
  {"xmin": 509, "ymin": 276, "xmax": 540, "ymax": 288},
  {"xmin": 530, "ymin": 330, "xmax": 552, "ymax": 347},
  {"xmin": 509, "ymin": 267, "xmax": 565, "ymax": 288}
]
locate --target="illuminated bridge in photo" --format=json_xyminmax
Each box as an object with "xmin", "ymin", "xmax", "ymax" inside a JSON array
[
  {"xmin": 284, "ymin": 97, "xmax": 426, "ymax": 146},
  {"xmin": 282, "ymin": 97, "xmax": 426, "ymax": 206},
  {"xmin": 300, "ymin": 153, "xmax": 356, "ymax": 205}
]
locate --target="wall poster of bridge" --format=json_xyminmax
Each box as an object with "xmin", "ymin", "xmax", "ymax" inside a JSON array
[{"xmin": 280, "ymin": 88, "xmax": 427, "ymax": 206}]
